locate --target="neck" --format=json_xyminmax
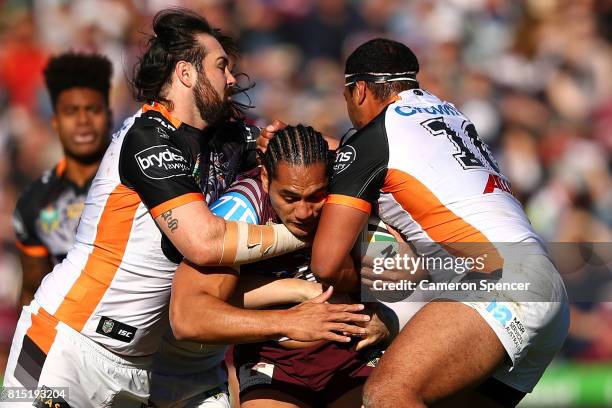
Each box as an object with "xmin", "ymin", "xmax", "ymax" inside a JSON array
[
  {"xmin": 359, "ymin": 93, "xmax": 400, "ymax": 128},
  {"xmin": 64, "ymin": 156, "xmax": 101, "ymax": 188},
  {"xmin": 163, "ymin": 90, "xmax": 208, "ymax": 130}
]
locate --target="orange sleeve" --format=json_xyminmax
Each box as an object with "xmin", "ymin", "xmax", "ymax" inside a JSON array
[
  {"xmin": 150, "ymin": 192, "xmax": 205, "ymax": 218},
  {"xmin": 15, "ymin": 241, "xmax": 49, "ymax": 258},
  {"xmin": 325, "ymin": 194, "xmax": 372, "ymax": 214}
]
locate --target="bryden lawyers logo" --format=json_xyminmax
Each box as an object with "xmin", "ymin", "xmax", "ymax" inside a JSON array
[
  {"xmin": 135, "ymin": 145, "xmax": 190, "ymax": 179},
  {"xmin": 333, "ymin": 145, "xmax": 356, "ymax": 175}
]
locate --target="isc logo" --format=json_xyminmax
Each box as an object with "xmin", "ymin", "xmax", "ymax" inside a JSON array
[{"xmin": 118, "ymin": 329, "xmax": 133, "ymax": 338}]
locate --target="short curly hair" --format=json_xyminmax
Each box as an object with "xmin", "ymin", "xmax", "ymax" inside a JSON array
[
  {"xmin": 345, "ymin": 38, "xmax": 419, "ymax": 100},
  {"xmin": 43, "ymin": 52, "xmax": 113, "ymax": 110}
]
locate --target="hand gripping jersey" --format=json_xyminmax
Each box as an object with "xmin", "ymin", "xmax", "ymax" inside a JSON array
[
  {"xmin": 329, "ymin": 89, "xmax": 541, "ymax": 247},
  {"xmin": 33, "ymin": 103, "xmax": 256, "ymax": 356},
  {"xmin": 13, "ymin": 159, "xmax": 93, "ymax": 265}
]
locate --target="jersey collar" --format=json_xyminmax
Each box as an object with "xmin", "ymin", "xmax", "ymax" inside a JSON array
[{"xmin": 142, "ymin": 102, "xmax": 182, "ymax": 129}]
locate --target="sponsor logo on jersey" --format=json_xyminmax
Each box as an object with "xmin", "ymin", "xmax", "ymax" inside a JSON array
[
  {"xmin": 395, "ymin": 103, "xmax": 461, "ymax": 117},
  {"xmin": 333, "ymin": 145, "xmax": 357, "ymax": 175},
  {"xmin": 66, "ymin": 202, "xmax": 85, "ymax": 219},
  {"xmin": 96, "ymin": 316, "xmax": 137, "ymax": 343},
  {"xmin": 156, "ymin": 126, "xmax": 170, "ymax": 139},
  {"xmin": 135, "ymin": 145, "xmax": 190, "ymax": 180},
  {"xmin": 483, "ymin": 174, "xmax": 512, "ymax": 194},
  {"xmin": 150, "ymin": 115, "xmax": 177, "ymax": 131},
  {"xmin": 210, "ymin": 192, "xmax": 258, "ymax": 224},
  {"xmin": 484, "ymin": 301, "xmax": 525, "ymax": 352},
  {"xmin": 38, "ymin": 206, "xmax": 60, "ymax": 233},
  {"xmin": 192, "ymin": 154, "xmax": 202, "ymax": 187}
]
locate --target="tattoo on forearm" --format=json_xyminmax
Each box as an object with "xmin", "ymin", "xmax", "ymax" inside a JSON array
[{"xmin": 161, "ymin": 210, "xmax": 179, "ymax": 233}]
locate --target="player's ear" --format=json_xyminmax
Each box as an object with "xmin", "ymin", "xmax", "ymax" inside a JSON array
[
  {"xmin": 175, "ymin": 61, "xmax": 195, "ymax": 88},
  {"xmin": 356, "ymin": 81, "xmax": 367, "ymax": 105},
  {"xmin": 261, "ymin": 166, "xmax": 270, "ymax": 193},
  {"xmin": 51, "ymin": 112, "xmax": 59, "ymax": 133}
]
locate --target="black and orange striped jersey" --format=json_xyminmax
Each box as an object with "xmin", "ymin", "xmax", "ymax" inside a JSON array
[
  {"xmin": 32, "ymin": 102, "xmax": 256, "ymax": 357},
  {"xmin": 329, "ymin": 89, "xmax": 541, "ymax": 246},
  {"xmin": 12, "ymin": 160, "xmax": 93, "ymax": 264}
]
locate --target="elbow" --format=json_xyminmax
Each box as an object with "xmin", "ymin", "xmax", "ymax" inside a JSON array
[
  {"xmin": 182, "ymin": 246, "xmax": 217, "ymax": 267},
  {"xmin": 169, "ymin": 299, "xmax": 219, "ymax": 343},
  {"xmin": 169, "ymin": 302, "xmax": 191, "ymax": 341},
  {"xmin": 310, "ymin": 261, "xmax": 337, "ymax": 285}
]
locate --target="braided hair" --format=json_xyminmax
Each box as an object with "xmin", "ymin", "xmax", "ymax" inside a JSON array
[{"xmin": 259, "ymin": 125, "xmax": 332, "ymax": 180}]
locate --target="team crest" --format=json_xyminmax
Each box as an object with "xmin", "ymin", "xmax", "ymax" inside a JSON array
[
  {"xmin": 39, "ymin": 206, "xmax": 60, "ymax": 233},
  {"xmin": 102, "ymin": 319, "xmax": 114, "ymax": 334}
]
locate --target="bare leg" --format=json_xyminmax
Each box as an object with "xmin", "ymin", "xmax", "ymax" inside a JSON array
[
  {"xmin": 241, "ymin": 389, "xmax": 310, "ymax": 408},
  {"xmin": 363, "ymin": 301, "xmax": 505, "ymax": 408},
  {"xmin": 328, "ymin": 385, "xmax": 363, "ymax": 408}
]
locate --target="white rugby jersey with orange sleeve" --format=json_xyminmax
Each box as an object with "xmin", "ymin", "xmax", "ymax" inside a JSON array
[
  {"xmin": 328, "ymin": 89, "xmax": 541, "ymax": 247},
  {"xmin": 32, "ymin": 102, "xmax": 255, "ymax": 357}
]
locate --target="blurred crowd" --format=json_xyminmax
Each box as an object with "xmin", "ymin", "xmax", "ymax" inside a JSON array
[{"xmin": 0, "ymin": 0, "xmax": 611, "ymax": 374}]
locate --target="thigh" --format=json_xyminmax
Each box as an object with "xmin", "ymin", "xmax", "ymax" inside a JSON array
[
  {"xmin": 365, "ymin": 300, "xmax": 506, "ymax": 405},
  {"xmin": 241, "ymin": 388, "xmax": 310, "ymax": 408},
  {"xmin": 327, "ymin": 385, "xmax": 363, "ymax": 408}
]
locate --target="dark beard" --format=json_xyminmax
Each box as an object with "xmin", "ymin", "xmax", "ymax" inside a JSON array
[{"xmin": 194, "ymin": 71, "xmax": 232, "ymax": 127}]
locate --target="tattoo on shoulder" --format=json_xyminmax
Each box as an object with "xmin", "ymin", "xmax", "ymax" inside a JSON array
[{"xmin": 161, "ymin": 210, "xmax": 179, "ymax": 233}]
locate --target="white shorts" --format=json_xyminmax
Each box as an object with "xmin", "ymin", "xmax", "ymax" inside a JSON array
[
  {"xmin": 380, "ymin": 253, "xmax": 570, "ymax": 393},
  {"xmin": 1, "ymin": 301, "xmax": 152, "ymax": 407}
]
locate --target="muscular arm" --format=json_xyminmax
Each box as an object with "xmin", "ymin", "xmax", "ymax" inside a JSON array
[
  {"xmin": 230, "ymin": 273, "xmax": 322, "ymax": 309},
  {"xmin": 310, "ymin": 203, "xmax": 369, "ymax": 292},
  {"xmin": 18, "ymin": 253, "xmax": 52, "ymax": 308},
  {"xmin": 154, "ymin": 201, "xmax": 307, "ymax": 266},
  {"xmin": 169, "ymin": 260, "xmax": 367, "ymax": 344}
]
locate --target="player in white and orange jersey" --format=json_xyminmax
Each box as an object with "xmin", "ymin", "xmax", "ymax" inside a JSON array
[
  {"xmin": 1, "ymin": 10, "xmax": 366, "ymax": 408},
  {"xmin": 260, "ymin": 39, "xmax": 569, "ymax": 407}
]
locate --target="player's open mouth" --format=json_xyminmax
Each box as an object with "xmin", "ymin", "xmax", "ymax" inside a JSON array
[{"xmin": 73, "ymin": 132, "xmax": 97, "ymax": 144}]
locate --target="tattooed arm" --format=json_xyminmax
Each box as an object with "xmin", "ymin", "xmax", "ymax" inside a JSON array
[{"xmin": 160, "ymin": 210, "xmax": 179, "ymax": 233}]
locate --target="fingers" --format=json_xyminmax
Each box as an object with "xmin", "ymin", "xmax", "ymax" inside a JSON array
[
  {"xmin": 258, "ymin": 120, "xmax": 286, "ymax": 141},
  {"xmin": 310, "ymin": 285, "xmax": 333, "ymax": 304},
  {"xmin": 327, "ymin": 311, "xmax": 370, "ymax": 324},
  {"xmin": 356, "ymin": 336, "xmax": 374, "ymax": 351},
  {"xmin": 266, "ymin": 119, "xmax": 287, "ymax": 134},
  {"xmin": 327, "ymin": 322, "xmax": 366, "ymax": 336},
  {"xmin": 323, "ymin": 332, "xmax": 353, "ymax": 343},
  {"xmin": 325, "ymin": 302, "xmax": 365, "ymax": 313},
  {"xmin": 256, "ymin": 120, "xmax": 288, "ymax": 153}
]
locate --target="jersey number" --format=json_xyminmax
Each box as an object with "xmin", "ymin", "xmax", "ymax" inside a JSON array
[{"xmin": 421, "ymin": 117, "xmax": 500, "ymax": 173}]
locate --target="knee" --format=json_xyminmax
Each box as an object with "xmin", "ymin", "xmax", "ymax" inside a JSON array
[{"xmin": 363, "ymin": 378, "xmax": 426, "ymax": 408}]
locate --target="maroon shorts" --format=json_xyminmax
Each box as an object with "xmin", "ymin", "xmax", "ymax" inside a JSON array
[{"xmin": 234, "ymin": 340, "xmax": 383, "ymax": 406}]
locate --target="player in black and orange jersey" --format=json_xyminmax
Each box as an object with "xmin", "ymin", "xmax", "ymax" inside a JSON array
[{"xmin": 12, "ymin": 52, "xmax": 112, "ymax": 308}]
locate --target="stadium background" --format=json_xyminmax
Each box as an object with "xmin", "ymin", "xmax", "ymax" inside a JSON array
[{"xmin": 0, "ymin": 0, "xmax": 610, "ymax": 406}]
